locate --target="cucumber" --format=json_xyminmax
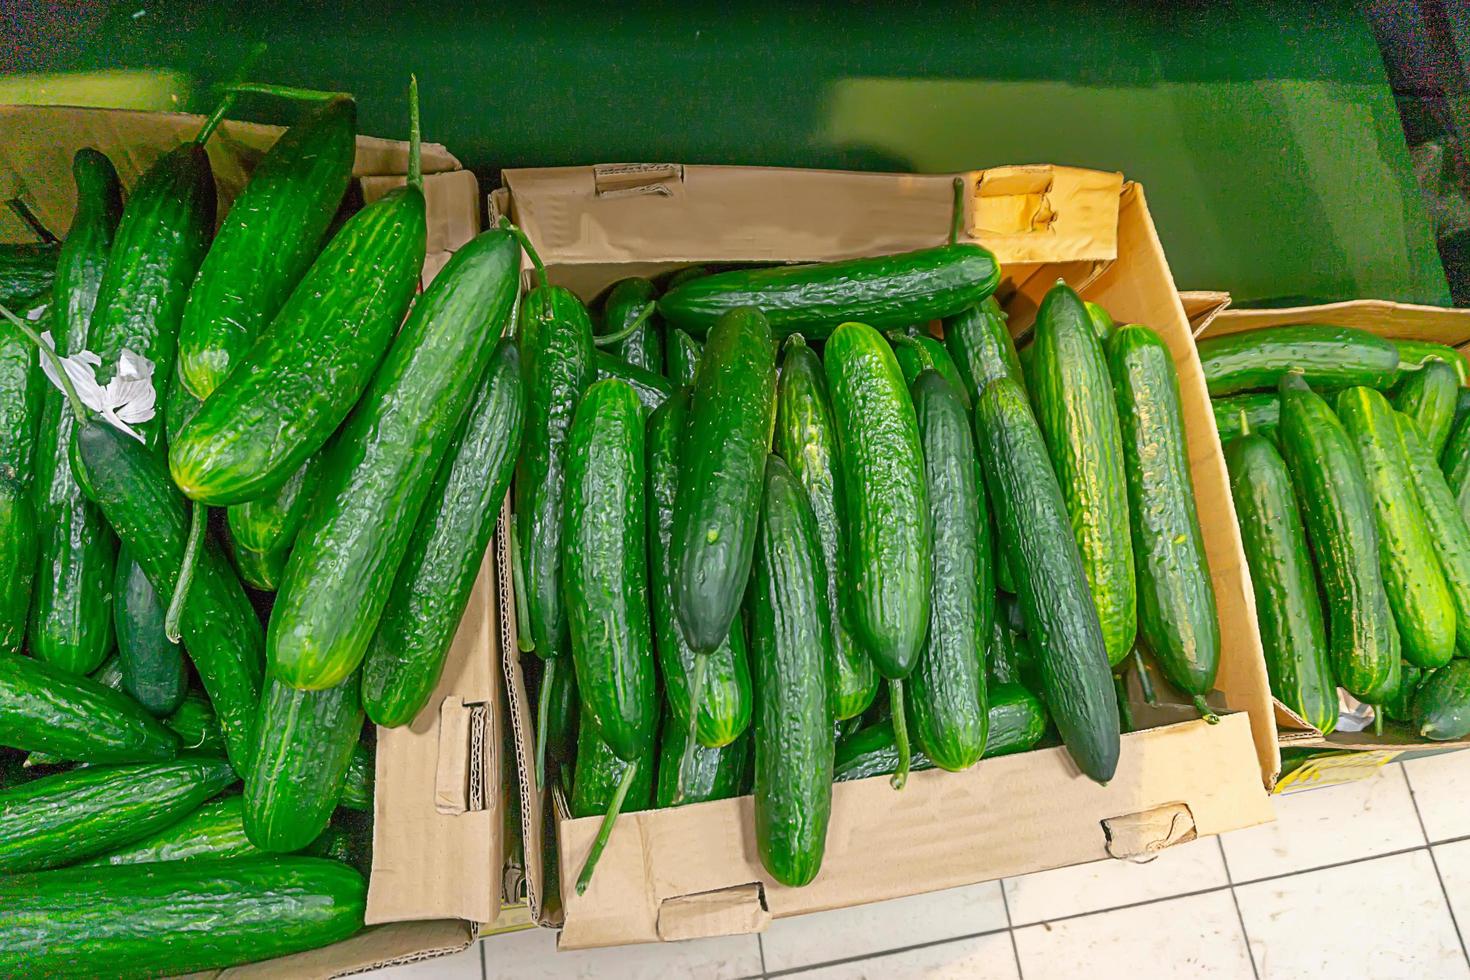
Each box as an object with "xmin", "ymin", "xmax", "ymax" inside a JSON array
[
  {"xmin": 244, "ymin": 672, "xmax": 364, "ymax": 853},
  {"xmin": 540, "ymin": 656, "xmax": 580, "ymax": 770},
  {"xmin": 29, "ymin": 149, "xmax": 123, "ymax": 675},
  {"xmin": 1336, "ymin": 387, "xmax": 1455, "ymax": 669},
  {"xmin": 0, "ymin": 242, "xmax": 59, "ymax": 306},
  {"xmin": 0, "ymin": 856, "xmax": 365, "ymax": 977},
  {"xmin": 648, "ymin": 389, "xmax": 752, "ymax": 748},
  {"xmin": 1445, "ymin": 413, "xmax": 1470, "ymax": 523},
  {"xmin": 888, "ymin": 331, "xmax": 971, "ymax": 408},
  {"xmin": 906, "ymin": 370, "xmax": 989, "ymax": 771},
  {"xmin": 1456, "ymin": 388, "xmax": 1470, "ymax": 433},
  {"xmin": 663, "ymin": 266, "xmax": 710, "ymax": 290},
  {"xmin": 362, "ymin": 337, "xmax": 525, "ymax": 727},
  {"xmin": 177, "ymin": 97, "xmax": 356, "ymax": 401},
  {"xmin": 1196, "ymin": 325, "xmax": 1400, "ymax": 396},
  {"xmin": 594, "ymin": 349, "xmax": 673, "ymax": 412},
  {"xmin": 232, "ymin": 541, "xmax": 287, "ymax": 592},
  {"xmin": 1031, "ymin": 283, "xmax": 1136, "ymax": 667},
  {"xmin": 338, "ymin": 742, "xmax": 374, "ymax": 812},
  {"xmin": 666, "ymin": 328, "xmax": 703, "ymax": 386},
  {"xmin": 1393, "ymin": 357, "xmax": 1459, "ymax": 458},
  {"xmin": 1085, "ymin": 301, "xmax": 1116, "ymax": 342},
  {"xmin": 0, "ymin": 758, "xmax": 235, "ymax": 872},
  {"xmin": 0, "ymin": 651, "xmax": 178, "ymax": 763},
  {"xmin": 1385, "ymin": 663, "xmax": 1422, "ymax": 724},
  {"xmin": 81, "ymin": 795, "xmax": 267, "ymax": 866},
  {"xmin": 165, "ymin": 691, "xmax": 227, "ymax": 758},
  {"xmin": 1395, "ymin": 414, "xmax": 1470, "ymax": 657},
  {"xmin": 943, "ymin": 296, "xmax": 1025, "ymax": 404},
  {"xmin": 673, "ymin": 307, "xmax": 776, "ymax": 654},
  {"xmin": 660, "ymin": 243, "xmax": 1000, "ymax": 341},
  {"xmin": 269, "ymin": 228, "xmax": 520, "ymax": 691},
  {"xmin": 1278, "ymin": 375, "xmax": 1401, "ymax": 702},
  {"xmin": 655, "ymin": 714, "xmax": 750, "ymax": 808},
  {"xmin": 569, "ymin": 707, "xmax": 656, "ymax": 818},
  {"xmin": 1108, "ymin": 324, "xmax": 1221, "ymax": 711},
  {"xmin": 564, "ymin": 379, "xmax": 659, "ymax": 761},
  {"xmin": 974, "ymin": 378, "xmax": 1119, "ymax": 783},
  {"xmin": 598, "ymin": 276, "xmax": 663, "ymax": 373},
  {"xmin": 0, "ymin": 310, "xmax": 39, "ymax": 658},
  {"xmin": 516, "ymin": 285, "xmax": 595, "ymax": 659},
  {"xmin": 1224, "ymin": 416, "xmax": 1337, "ymax": 733},
  {"xmin": 114, "ymin": 543, "xmax": 187, "ymax": 716},
  {"xmin": 749, "ymin": 454, "xmax": 834, "ymax": 887},
  {"xmin": 1397, "ymin": 340, "xmax": 1469, "ymax": 386},
  {"xmin": 226, "ymin": 455, "xmax": 319, "ymax": 558},
  {"xmin": 774, "ymin": 336, "xmax": 877, "ymax": 721},
  {"xmin": 1413, "ymin": 660, "xmax": 1470, "ymax": 740},
  {"xmin": 1213, "ymin": 392, "xmax": 1280, "ymax": 446}
]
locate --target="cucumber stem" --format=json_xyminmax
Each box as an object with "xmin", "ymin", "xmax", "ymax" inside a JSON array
[
  {"xmin": 223, "ymin": 82, "xmax": 351, "ymax": 102},
  {"xmin": 193, "ymin": 91, "xmax": 237, "ymax": 146},
  {"xmin": 1, "ymin": 304, "xmax": 88, "ymax": 423},
  {"xmin": 1115, "ymin": 675, "xmax": 1134, "ymax": 733},
  {"xmin": 593, "ymin": 302, "xmax": 656, "ymax": 348},
  {"xmin": 407, "ymin": 74, "xmax": 422, "ymax": 192},
  {"xmin": 1238, "ymin": 408, "xmax": 1251, "ymax": 438},
  {"xmin": 508, "ymin": 522, "xmax": 536, "ymax": 653},
  {"xmin": 1375, "ymin": 706, "xmax": 1385, "ymax": 736},
  {"xmin": 499, "ymin": 217, "xmax": 550, "ymax": 292},
  {"xmin": 575, "ymin": 759, "xmax": 639, "ymax": 895},
  {"xmin": 1132, "ymin": 648, "xmax": 1158, "ymax": 705},
  {"xmin": 888, "ymin": 678, "xmax": 911, "ymax": 790},
  {"xmin": 673, "ymin": 653, "xmax": 709, "ymax": 806},
  {"xmin": 1193, "ymin": 694, "xmax": 1220, "ymax": 725},
  {"xmin": 949, "ymin": 176, "xmax": 965, "ymax": 245},
  {"xmin": 165, "ymin": 502, "xmax": 207, "ymax": 643},
  {"xmin": 534, "ymin": 656, "xmax": 556, "ymax": 790}
]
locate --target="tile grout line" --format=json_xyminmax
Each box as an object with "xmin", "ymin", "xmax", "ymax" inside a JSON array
[
  {"xmin": 761, "ymin": 924, "xmax": 1015, "ymax": 979},
  {"xmin": 478, "ymin": 935, "xmax": 489, "ymax": 980},
  {"xmin": 757, "ymin": 930, "xmax": 769, "ymax": 979},
  {"xmin": 1217, "ymin": 837, "xmax": 1261, "ymax": 980},
  {"xmin": 1401, "ymin": 761, "xmax": 1470, "ymax": 968},
  {"xmin": 999, "ymin": 880, "xmax": 1026, "ymax": 980}
]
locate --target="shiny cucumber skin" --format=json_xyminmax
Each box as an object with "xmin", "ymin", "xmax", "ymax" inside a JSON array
[
  {"xmin": 177, "ymin": 98, "xmax": 355, "ymax": 401},
  {"xmin": 516, "ymin": 285, "xmax": 595, "ymax": 660},
  {"xmin": 673, "ymin": 307, "xmax": 776, "ymax": 654},
  {"xmin": 0, "ymin": 242, "xmax": 59, "ymax": 305},
  {"xmin": 825, "ymin": 320, "xmax": 931, "ymax": 679},
  {"xmin": 1224, "ymin": 424, "xmax": 1337, "ymax": 733},
  {"xmin": 541, "ymin": 656, "xmax": 580, "ymax": 767},
  {"xmin": 244, "ymin": 672, "xmax": 364, "ymax": 853},
  {"xmin": 232, "ymin": 541, "xmax": 287, "ymax": 592},
  {"xmin": 269, "ymin": 229, "xmax": 519, "ymax": 690},
  {"xmin": 1414, "ymin": 660, "xmax": 1470, "ymax": 740},
  {"xmin": 165, "ymin": 691, "xmax": 227, "ymax": 757},
  {"xmin": 80, "ymin": 795, "xmax": 267, "ymax": 866},
  {"xmin": 1386, "ymin": 663, "xmax": 1424, "ymax": 723},
  {"xmin": 774, "ymin": 336, "xmax": 877, "ymax": 720},
  {"xmin": 563, "ymin": 379, "xmax": 659, "ymax": 761},
  {"xmin": 659, "ymin": 243, "xmax": 1000, "ymax": 341},
  {"xmin": 595, "ymin": 349, "xmax": 673, "ymax": 413},
  {"xmin": 0, "ymin": 651, "xmax": 178, "ymax": 764},
  {"xmin": 0, "ymin": 758, "xmax": 235, "ymax": 872},
  {"xmin": 1213, "ymin": 392, "xmax": 1280, "ymax": 445},
  {"xmin": 1395, "ymin": 414, "xmax": 1470, "ymax": 657},
  {"xmin": 0, "ymin": 856, "xmax": 365, "ymax": 978},
  {"xmin": 907, "ymin": 371, "xmax": 990, "ymax": 771},
  {"xmin": 170, "ymin": 185, "xmax": 426, "ymax": 506},
  {"xmin": 648, "ymin": 389, "xmax": 752, "ymax": 748},
  {"xmin": 338, "ymin": 742, "xmax": 374, "ymax": 812},
  {"xmin": 750, "ymin": 455, "xmax": 834, "ymax": 888},
  {"xmin": 943, "ymin": 296, "xmax": 1025, "ymax": 404},
  {"xmin": 1397, "ymin": 340, "xmax": 1469, "ymax": 385},
  {"xmin": 226, "ymin": 454, "xmax": 320, "ymax": 555},
  {"xmin": 362, "ymin": 338, "xmax": 525, "ymax": 727},
  {"xmin": 599, "ymin": 276, "xmax": 663, "ymax": 372},
  {"xmin": 889, "ymin": 330, "xmax": 971, "ymax": 408},
  {"xmin": 1085, "ymin": 301, "xmax": 1116, "ymax": 342},
  {"xmin": 666, "ymin": 328, "xmax": 703, "ymax": 385},
  {"xmin": 655, "ymin": 713, "xmax": 750, "ymax": 808},
  {"xmin": 1393, "ymin": 357, "xmax": 1459, "ymax": 458},
  {"xmin": 570, "ymin": 707, "xmax": 656, "ymax": 818},
  {"xmin": 1278, "ymin": 376, "xmax": 1401, "ymax": 702},
  {"xmin": 1445, "ymin": 413, "xmax": 1470, "ymax": 523},
  {"xmin": 1031, "ymin": 283, "xmax": 1136, "ymax": 667},
  {"xmin": 114, "ymin": 542, "xmax": 187, "ymax": 716},
  {"xmin": 974, "ymin": 378, "xmax": 1118, "ymax": 783},
  {"xmin": 1337, "ymin": 387, "xmax": 1455, "ymax": 669},
  {"xmin": 77, "ymin": 421, "xmax": 265, "ymax": 773},
  {"xmin": 1196, "ymin": 325, "xmax": 1400, "ymax": 397},
  {"xmin": 0, "ymin": 306, "xmax": 40, "ymax": 658}
]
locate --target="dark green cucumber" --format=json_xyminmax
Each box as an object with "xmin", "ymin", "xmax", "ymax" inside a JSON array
[
  {"xmin": 1224, "ymin": 417, "xmax": 1337, "ymax": 733},
  {"xmin": 1385, "ymin": 663, "xmax": 1423, "ymax": 724},
  {"xmin": 170, "ymin": 184, "xmax": 426, "ymax": 506},
  {"xmin": 666, "ymin": 328, "xmax": 703, "ymax": 386},
  {"xmin": 673, "ymin": 307, "xmax": 776, "ymax": 654},
  {"xmin": 943, "ymin": 297, "xmax": 1024, "ymax": 404},
  {"xmin": 750, "ymin": 455, "xmax": 834, "ymax": 887},
  {"xmin": 663, "ymin": 266, "xmax": 710, "ymax": 291},
  {"xmin": 1213, "ymin": 392, "xmax": 1280, "ymax": 445},
  {"xmin": 1457, "ymin": 388, "xmax": 1470, "ymax": 432},
  {"xmin": 362, "ymin": 338, "xmax": 525, "ymax": 727},
  {"xmin": 1395, "ymin": 414, "xmax": 1470, "ymax": 657},
  {"xmin": 269, "ymin": 228, "xmax": 520, "ymax": 690},
  {"xmin": 1278, "ymin": 375, "xmax": 1401, "ymax": 702},
  {"xmin": 1196, "ymin": 325, "xmax": 1400, "ymax": 397},
  {"xmin": 598, "ymin": 276, "xmax": 663, "ymax": 373},
  {"xmin": 0, "ymin": 856, "xmax": 365, "ymax": 977},
  {"xmin": 774, "ymin": 335, "xmax": 877, "ymax": 720},
  {"xmin": 1398, "ymin": 340, "xmax": 1469, "ymax": 385},
  {"xmin": 0, "ymin": 311, "xmax": 39, "ymax": 658},
  {"xmin": 516, "ymin": 285, "xmax": 596, "ymax": 660},
  {"xmin": 564, "ymin": 379, "xmax": 659, "ymax": 760},
  {"xmin": 1108, "ymin": 325, "xmax": 1221, "ymax": 710},
  {"xmin": 81, "ymin": 795, "xmax": 266, "ymax": 866},
  {"xmin": 541, "ymin": 655, "xmax": 580, "ymax": 768},
  {"xmin": 974, "ymin": 378, "xmax": 1119, "ymax": 783},
  {"xmin": 0, "ymin": 758, "xmax": 235, "ymax": 872},
  {"xmin": 1085, "ymin": 301, "xmax": 1116, "ymax": 342},
  {"xmin": 833, "ymin": 717, "xmax": 933, "ymax": 782},
  {"xmin": 906, "ymin": 370, "xmax": 989, "ymax": 771},
  {"xmin": 888, "ymin": 331, "xmax": 971, "ymax": 408},
  {"xmin": 1338, "ymin": 387, "xmax": 1455, "ymax": 669},
  {"xmin": 77, "ymin": 421, "xmax": 264, "ymax": 772},
  {"xmin": 648, "ymin": 389, "xmax": 753, "ymax": 747},
  {"xmin": 244, "ymin": 672, "xmax": 364, "ymax": 853},
  {"xmin": 225, "ymin": 455, "xmax": 320, "ymax": 557},
  {"xmin": 595, "ymin": 349, "xmax": 673, "ymax": 412},
  {"xmin": 338, "ymin": 742, "xmax": 374, "ymax": 812},
  {"xmin": 660, "ymin": 243, "xmax": 1000, "ymax": 341},
  {"xmin": 1413, "ymin": 660, "xmax": 1470, "ymax": 740},
  {"xmin": 0, "ymin": 242, "xmax": 59, "ymax": 306},
  {"xmin": 655, "ymin": 714, "xmax": 750, "ymax": 808},
  {"xmin": 165, "ymin": 691, "xmax": 227, "ymax": 757},
  {"xmin": 1032, "ymin": 283, "xmax": 1136, "ymax": 668},
  {"xmin": 570, "ymin": 707, "xmax": 656, "ymax": 818},
  {"xmin": 177, "ymin": 97, "xmax": 356, "ymax": 401},
  {"xmin": 307, "ymin": 825, "xmax": 373, "ymax": 878},
  {"xmin": 231, "ymin": 541, "xmax": 287, "ymax": 593},
  {"xmin": 987, "ymin": 611, "xmax": 1022, "ymax": 686},
  {"xmin": 824, "ymin": 320, "xmax": 931, "ymax": 679},
  {"xmin": 114, "ymin": 543, "xmax": 187, "ymax": 716},
  {"xmin": 1393, "ymin": 357, "xmax": 1459, "ymax": 458},
  {"xmin": 0, "ymin": 651, "xmax": 178, "ymax": 763},
  {"xmin": 1445, "ymin": 413, "xmax": 1470, "ymax": 523}
]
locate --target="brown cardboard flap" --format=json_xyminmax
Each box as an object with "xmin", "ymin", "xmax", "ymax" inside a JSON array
[
  {"xmin": 1202, "ymin": 298, "xmax": 1470, "ymax": 345},
  {"xmin": 1102, "ymin": 803, "xmax": 1197, "ymax": 861},
  {"xmin": 654, "ymin": 884, "xmax": 772, "ymax": 942},
  {"xmin": 211, "ymin": 920, "xmax": 475, "ymax": 979},
  {"xmin": 1178, "ymin": 290, "xmax": 1232, "ymax": 336}
]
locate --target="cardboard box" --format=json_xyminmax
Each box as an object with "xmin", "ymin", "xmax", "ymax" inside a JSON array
[
  {"xmin": 0, "ymin": 106, "xmax": 502, "ymax": 976},
  {"xmin": 492, "ymin": 164, "xmax": 1279, "ymax": 950}
]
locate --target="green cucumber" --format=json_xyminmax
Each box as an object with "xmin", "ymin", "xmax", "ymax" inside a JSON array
[
  {"xmin": 0, "ymin": 758, "xmax": 235, "ymax": 872},
  {"xmin": 673, "ymin": 307, "xmax": 776, "ymax": 654},
  {"xmin": 540, "ymin": 656, "xmax": 580, "ymax": 770},
  {"xmin": 338, "ymin": 743, "xmax": 374, "ymax": 812},
  {"xmin": 362, "ymin": 338, "xmax": 525, "ymax": 727},
  {"xmin": 0, "ymin": 242, "xmax": 59, "ymax": 306},
  {"xmin": 177, "ymin": 97, "xmax": 356, "ymax": 401},
  {"xmin": 667, "ymin": 328, "xmax": 703, "ymax": 386},
  {"xmin": 888, "ymin": 331, "xmax": 971, "ymax": 408},
  {"xmin": 598, "ymin": 277, "xmax": 663, "ymax": 373},
  {"xmin": 774, "ymin": 335, "xmax": 877, "ymax": 721},
  {"xmin": 1278, "ymin": 375, "xmax": 1401, "ymax": 702},
  {"xmin": 1337, "ymin": 387, "xmax": 1455, "ymax": 669},
  {"xmin": 226, "ymin": 455, "xmax": 319, "ymax": 558},
  {"xmin": 165, "ymin": 691, "xmax": 227, "ymax": 757},
  {"xmin": 663, "ymin": 266, "xmax": 710, "ymax": 291},
  {"xmin": 750, "ymin": 454, "xmax": 834, "ymax": 887},
  {"xmin": 114, "ymin": 543, "xmax": 187, "ymax": 716},
  {"xmin": 0, "ymin": 310, "xmax": 39, "ymax": 658},
  {"xmin": 1393, "ymin": 358, "xmax": 1459, "ymax": 458},
  {"xmin": 1395, "ymin": 414, "xmax": 1470, "ymax": 657},
  {"xmin": 943, "ymin": 296, "xmax": 1024, "ymax": 404},
  {"xmin": 231, "ymin": 541, "xmax": 287, "ymax": 593},
  {"xmin": 1445, "ymin": 413, "xmax": 1470, "ymax": 523},
  {"xmin": 1397, "ymin": 340, "xmax": 1469, "ymax": 386},
  {"xmin": 1213, "ymin": 392, "xmax": 1280, "ymax": 445},
  {"xmin": 660, "ymin": 244, "xmax": 1000, "ymax": 341},
  {"xmin": 1085, "ymin": 301, "xmax": 1116, "ymax": 342},
  {"xmin": 1196, "ymin": 325, "xmax": 1400, "ymax": 396},
  {"xmin": 1385, "ymin": 663, "xmax": 1422, "ymax": 724},
  {"xmin": 1413, "ymin": 660, "xmax": 1470, "ymax": 740},
  {"xmin": 594, "ymin": 349, "xmax": 672, "ymax": 412},
  {"xmin": 570, "ymin": 707, "xmax": 656, "ymax": 818},
  {"xmin": 81, "ymin": 795, "xmax": 267, "ymax": 866},
  {"xmin": 1456, "ymin": 388, "xmax": 1470, "ymax": 433},
  {"xmin": 974, "ymin": 378, "xmax": 1119, "ymax": 783},
  {"xmin": 655, "ymin": 714, "xmax": 750, "ymax": 808},
  {"xmin": 564, "ymin": 379, "xmax": 658, "ymax": 761}
]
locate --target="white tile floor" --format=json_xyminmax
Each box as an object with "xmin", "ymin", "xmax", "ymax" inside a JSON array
[{"xmin": 366, "ymin": 750, "xmax": 1470, "ymax": 980}]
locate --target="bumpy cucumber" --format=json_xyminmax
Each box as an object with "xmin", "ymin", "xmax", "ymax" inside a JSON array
[
  {"xmin": 1413, "ymin": 660, "xmax": 1470, "ymax": 740},
  {"xmin": 655, "ymin": 714, "xmax": 750, "ymax": 808},
  {"xmin": 889, "ymin": 331, "xmax": 971, "ymax": 408},
  {"xmin": 1397, "ymin": 340, "xmax": 1469, "ymax": 385},
  {"xmin": 0, "ymin": 309, "xmax": 39, "ymax": 658},
  {"xmin": 1395, "ymin": 414, "xmax": 1470, "ymax": 657},
  {"xmin": 225, "ymin": 455, "xmax": 319, "ymax": 558},
  {"xmin": 81, "ymin": 795, "xmax": 266, "ymax": 866},
  {"xmin": 570, "ymin": 708, "xmax": 656, "ymax": 818},
  {"xmin": 594, "ymin": 350, "xmax": 673, "ymax": 412},
  {"xmin": 598, "ymin": 277, "xmax": 663, "ymax": 373},
  {"xmin": 1196, "ymin": 325, "xmax": 1400, "ymax": 396},
  {"xmin": 1393, "ymin": 357, "xmax": 1459, "ymax": 458},
  {"xmin": 1212, "ymin": 392, "xmax": 1280, "ymax": 445},
  {"xmin": 0, "ymin": 242, "xmax": 59, "ymax": 307},
  {"xmin": 666, "ymin": 328, "xmax": 703, "ymax": 386},
  {"xmin": 943, "ymin": 297, "xmax": 1024, "ymax": 404},
  {"xmin": 114, "ymin": 543, "xmax": 187, "ymax": 716}
]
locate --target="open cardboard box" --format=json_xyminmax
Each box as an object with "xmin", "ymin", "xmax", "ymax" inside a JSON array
[
  {"xmin": 1, "ymin": 106, "xmax": 503, "ymax": 976},
  {"xmin": 491, "ymin": 163, "xmax": 1280, "ymax": 950}
]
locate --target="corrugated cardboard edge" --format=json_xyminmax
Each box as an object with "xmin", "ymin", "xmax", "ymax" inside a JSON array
[
  {"xmin": 1178, "ymin": 290, "xmax": 1233, "ymax": 337},
  {"xmin": 207, "ymin": 920, "xmax": 476, "ymax": 979}
]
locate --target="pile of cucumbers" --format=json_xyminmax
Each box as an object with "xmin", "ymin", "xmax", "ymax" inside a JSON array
[
  {"xmin": 1207, "ymin": 324, "xmax": 1470, "ymax": 740},
  {"xmin": 0, "ymin": 79, "xmax": 527, "ymax": 975}
]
